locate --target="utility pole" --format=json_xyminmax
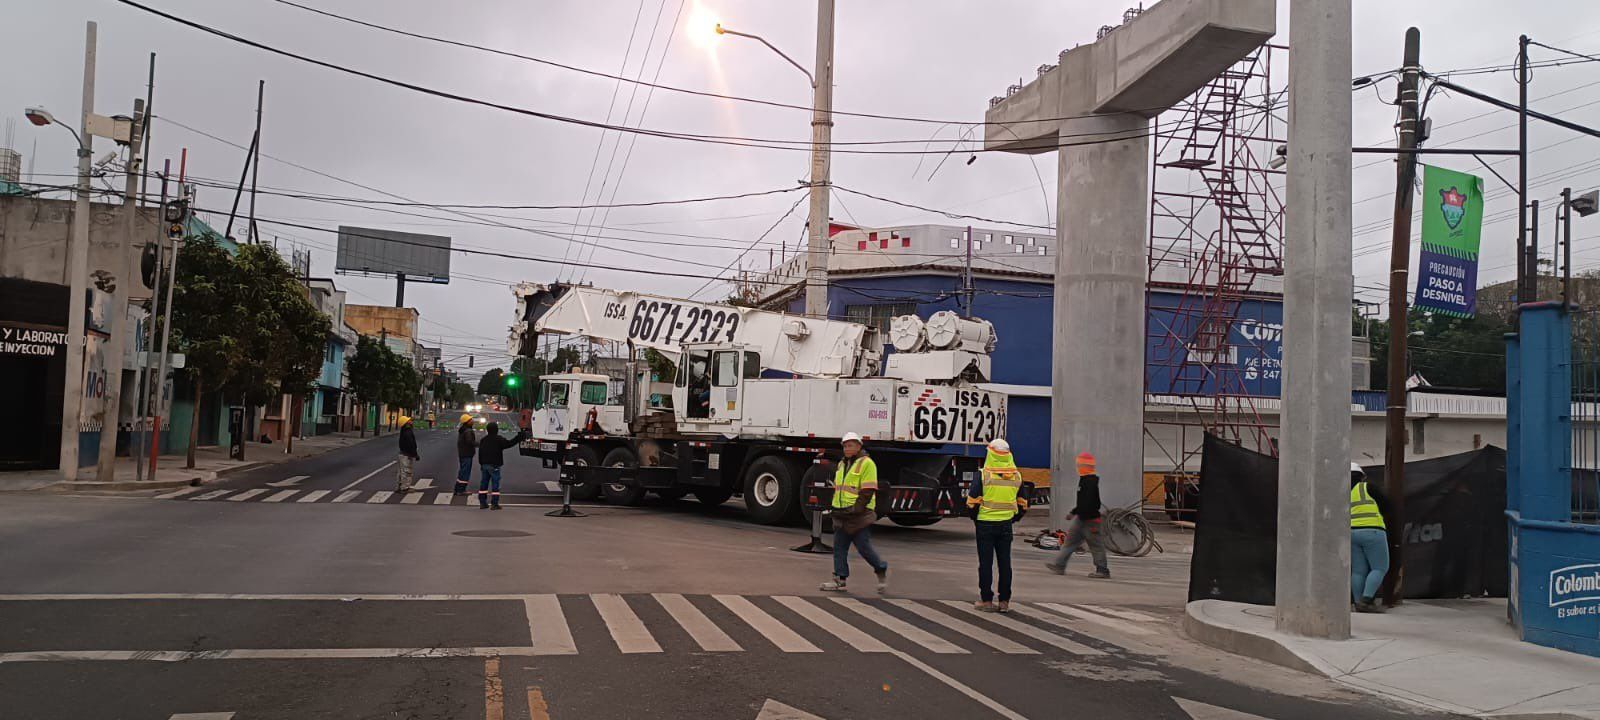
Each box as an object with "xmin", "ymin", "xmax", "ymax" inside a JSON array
[
  {"xmin": 1517, "ymin": 35, "xmax": 1531, "ymax": 305},
  {"xmin": 134, "ymin": 162, "xmax": 169, "ymax": 484},
  {"xmin": 1381, "ymin": 27, "xmax": 1423, "ymax": 606},
  {"xmin": 962, "ymin": 226, "xmax": 975, "ymax": 317},
  {"xmin": 249, "ymin": 80, "xmax": 262, "ymax": 245},
  {"xmin": 163, "ymin": 150, "xmax": 187, "ymax": 471},
  {"xmin": 802, "ymin": 0, "xmax": 835, "ymax": 319},
  {"xmin": 94, "ymin": 97, "xmax": 147, "ymax": 483},
  {"xmin": 60, "ymin": 21, "xmax": 97, "ymax": 480}
]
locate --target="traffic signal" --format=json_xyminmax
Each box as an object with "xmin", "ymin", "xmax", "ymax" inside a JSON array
[{"xmin": 504, "ymin": 375, "xmax": 520, "ymax": 389}]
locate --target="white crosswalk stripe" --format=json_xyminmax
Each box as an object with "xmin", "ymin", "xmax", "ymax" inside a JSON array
[
  {"xmin": 331, "ymin": 490, "xmax": 360, "ymax": 503},
  {"xmin": 938, "ymin": 601, "xmax": 1104, "ymax": 655},
  {"xmin": 432, "ymin": 492, "xmax": 456, "ymax": 505},
  {"xmin": 262, "ymin": 489, "xmax": 299, "ymax": 503},
  {"xmin": 714, "ymin": 595, "xmax": 820, "ymax": 653},
  {"xmin": 655, "ymin": 593, "xmax": 741, "ymax": 652},
  {"xmin": 591, "ymin": 593, "xmax": 662, "ymax": 653},
  {"xmin": 400, "ymin": 491, "xmax": 423, "ymax": 504},
  {"xmin": 774, "ymin": 596, "xmax": 892, "ymax": 653},
  {"xmin": 190, "ymin": 490, "xmax": 232, "ymax": 500},
  {"xmin": 1036, "ymin": 603, "xmax": 1156, "ymax": 636},
  {"xmin": 154, "ymin": 487, "xmax": 202, "ymax": 499},
  {"xmin": 227, "ymin": 489, "xmax": 268, "ymax": 502},
  {"xmin": 832, "ymin": 598, "xmax": 967, "ymax": 654},
  {"xmin": 167, "ymin": 714, "xmax": 236, "ymax": 720},
  {"xmin": 887, "ymin": 600, "xmax": 1036, "ymax": 654},
  {"xmin": 1029, "ymin": 603, "xmax": 1161, "ymax": 655},
  {"xmin": 524, "ymin": 595, "xmax": 577, "ymax": 655},
  {"xmin": 1078, "ymin": 604, "xmax": 1163, "ymax": 623},
  {"xmin": 296, "ymin": 490, "xmax": 331, "ymax": 503},
  {"xmin": 366, "ymin": 491, "xmax": 393, "ymax": 504}
]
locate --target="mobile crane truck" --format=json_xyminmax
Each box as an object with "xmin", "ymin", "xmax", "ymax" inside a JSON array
[{"xmin": 508, "ymin": 282, "xmax": 1045, "ymax": 526}]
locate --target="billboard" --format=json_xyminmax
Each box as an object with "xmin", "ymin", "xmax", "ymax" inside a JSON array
[
  {"xmin": 1146, "ymin": 295, "xmax": 1284, "ymax": 398},
  {"xmin": 335, "ymin": 226, "xmax": 451, "ymax": 283}
]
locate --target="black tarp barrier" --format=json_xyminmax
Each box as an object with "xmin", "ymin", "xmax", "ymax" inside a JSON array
[{"xmin": 1188, "ymin": 434, "xmax": 1507, "ymax": 604}]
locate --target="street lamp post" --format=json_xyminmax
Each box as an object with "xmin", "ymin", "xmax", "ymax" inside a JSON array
[
  {"xmin": 25, "ymin": 21, "xmax": 98, "ymax": 480},
  {"xmin": 717, "ymin": 0, "xmax": 836, "ymax": 319}
]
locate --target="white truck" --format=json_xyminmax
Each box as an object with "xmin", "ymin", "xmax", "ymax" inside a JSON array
[{"xmin": 508, "ymin": 283, "xmax": 1043, "ymax": 526}]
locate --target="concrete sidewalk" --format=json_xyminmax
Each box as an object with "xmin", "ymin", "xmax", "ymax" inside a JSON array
[
  {"xmin": 1, "ymin": 431, "xmax": 380, "ymax": 493},
  {"xmin": 1185, "ymin": 598, "xmax": 1600, "ymax": 719}
]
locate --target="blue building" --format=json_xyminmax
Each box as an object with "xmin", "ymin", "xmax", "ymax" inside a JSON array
[{"xmin": 754, "ymin": 223, "xmax": 1293, "ymax": 470}]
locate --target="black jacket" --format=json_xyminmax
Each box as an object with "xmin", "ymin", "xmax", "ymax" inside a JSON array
[
  {"xmin": 478, "ymin": 423, "xmax": 530, "ymax": 467},
  {"xmin": 398, "ymin": 426, "xmax": 419, "ymax": 460},
  {"xmin": 457, "ymin": 424, "xmax": 478, "ymax": 458},
  {"xmin": 1071, "ymin": 473, "xmax": 1102, "ymax": 519}
]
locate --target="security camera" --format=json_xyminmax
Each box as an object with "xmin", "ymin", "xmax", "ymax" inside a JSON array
[
  {"xmin": 1574, "ymin": 190, "xmax": 1599, "ymax": 218},
  {"xmin": 93, "ymin": 150, "xmax": 117, "ymax": 168}
]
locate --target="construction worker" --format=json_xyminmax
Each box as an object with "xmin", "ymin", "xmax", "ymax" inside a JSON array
[
  {"xmin": 454, "ymin": 413, "xmax": 477, "ymax": 495},
  {"xmin": 821, "ymin": 432, "xmax": 889, "ymax": 594},
  {"xmin": 967, "ymin": 438, "xmax": 1028, "ymax": 612},
  {"xmin": 1044, "ymin": 451, "xmax": 1110, "ymax": 578},
  {"xmin": 477, "ymin": 420, "xmax": 531, "ymax": 510},
  {"xmin": 1350, "ymin": 462, "xmax": 1392, "ymax": 613},
  {"xmin": 396, "ymin": 416, "xmax": 419, "ymax": 493}
]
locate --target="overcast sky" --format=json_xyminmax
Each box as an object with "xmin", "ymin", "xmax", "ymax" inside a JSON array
[{"xmin": 5, "ymin": 0, "xmax": 1598, "ymax": 378}]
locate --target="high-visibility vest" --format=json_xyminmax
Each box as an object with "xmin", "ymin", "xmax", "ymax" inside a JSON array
[
  {"xmin": 1350, "ymin": 481, "xmax": 1386, "ymax": 529},
  {"xmin": 833, "ymin": 455, "xmax": 878, "ymax": 511},
  {"xmin": 977, "ymin": 448, "xmax": 1022, "ymax": 521}
]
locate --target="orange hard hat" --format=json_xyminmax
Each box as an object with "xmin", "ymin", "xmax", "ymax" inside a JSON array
[{"xmin": 1075, "ymin": 452, "xmax": 1096, "ymax": 475}]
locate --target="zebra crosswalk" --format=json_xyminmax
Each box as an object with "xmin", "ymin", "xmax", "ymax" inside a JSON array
[{"xmin": 155, "ymin": 486, "xmax": 517, "ymax": 507}]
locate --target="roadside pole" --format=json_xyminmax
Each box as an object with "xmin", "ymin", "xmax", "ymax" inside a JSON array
[
  {"xmin": 95, "ymin": 97, "xmax": 146, "ymax": 482},
  {"xmin": 133, "ymin": 163, "xmax": 169, "ymax": 483},
  {"xmin": 60, "ymin": 21, "xmax": 97, "ymax": 481},
  {"xmin": 152, "ymin": 151, "xmax": 184, "ymax": 475},
  {"xmin": 1381, "ymin": 28, "xmax": 1423, "ymax": 606},
  {"xmin": 802, "ymin": 0, "xmax": 835, "ymax": 319}
]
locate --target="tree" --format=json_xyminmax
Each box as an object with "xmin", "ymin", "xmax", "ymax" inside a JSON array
[
  {"xmin": 347, "ymin": 336, "xmax": 389, "ymax": 436},
  {"xmin": 380, "ymin": 351, "xmax": 421, "ymax": 420},
  {"xmin": 1368, "ymin": 308, "xmax": 1509, "ymax": 394},
  {"xmin": 165, "ymin": 238, "xmax": 243, "ymax": 468},
  {"xmin": 449, "ymin": 382, "xmax": 474, "ymax": 408},
  {"xmin": 237, "ymin": 244, "xmax": 330, "ymax": 452},
  {"xmin": 477, "ymin": 368, "xmax": 504, "ymax": 396}
]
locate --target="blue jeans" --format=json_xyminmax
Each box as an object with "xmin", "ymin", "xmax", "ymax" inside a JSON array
[
  {"xmin": 832, "ymin": 526, "xmax": 887, "ymax": 580},
  {"xmin": 456, "ymin": 456, "xmax": 473, "ymax": 491},
  {"xmin": 479, "ymin": 464, "xmax": 502, "ymax": 507},
  {"xmin": 975, "ymin": 520, "xmax": 1014, "ymax": 602},
  {"xmin": 1351, "ymin": 527, "xmax": 1391, "ymax": 603}
]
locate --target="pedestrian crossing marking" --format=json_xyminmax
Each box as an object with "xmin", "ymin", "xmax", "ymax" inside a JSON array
[
  {"xmin": 413, "ymin": 478, "xmax": 434, "ymax": 491},
  {"xmin": 1029, "ymin": 603, "xmax": 1161, "ymax": 655},
  {"xmin": 938, "ymin": 601, "xmax": 1104, "ymax": 655},
  {"xmin": 886, "ymin": 600, "xmax": 1037, "ymax": 654},
  {"xmin": 713, "ymin": 594, "xmax": 821, "ymax": 653},
  {"xmin": 154, "ymin": 487, "xmax": 202, "ymax": 499},
  {"xmin": 167, "ymin": 714, "xmax": 236, "ymax": 720},
  {"xmin": 331, "ymin": 490, "xmax": 360, "ymax": 503},
  {"xmin": 832, "ymin": 598, "xmax": 968, "ymax": 654},
  {"xmin": 366, "ymin": 491, "xmax": 393, "ymax": 504},
  {"xmin": 401, "ymin": 491, "xmax": 424, "ymax": 504},
  {"xmin": 1078, "ymin": 604, "xmax": 1162, "ymax": 624},
  {"xmin": 227, "ymin": 489, "xmax": 268, "ymax": 502},
  {"xmin": 774, "ymin": 596, "xmax": 892, "ymax": 653},
  {"xmin": 432, "ymin": 493, "xmax": 456, "ymax": 505},
  {"xmin": 262, "ymin": 489, "xmax": 299, "ymax": 503},
  {"xmin": 524, "ymin": 595, "xmax": 576, "ymax": 655},
  {"xmin": 591, "ymin": 593, "xmax": 662, "ymax": 654},
  {"xmin": 1036, "ymin": 602, "xmax": 1155, "ymax": 636},
  {"xmin": 654, "ymin": 593, "xmax": 742, "ymax": 652},
  {"xmin": 190, "ymin": 490, "xmax": 231, "ymax": 501},
  {"xmin": 297, "ymin": 490, "xmax": 331, "ymax": 503}
]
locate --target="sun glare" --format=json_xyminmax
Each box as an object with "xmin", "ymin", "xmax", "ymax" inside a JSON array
[{"xmin": 687, "ymin": 2, "xmax": 721, "ymax": 50}]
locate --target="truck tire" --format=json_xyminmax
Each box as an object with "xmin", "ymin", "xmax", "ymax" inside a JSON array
[
  {"xmin": 742, "ymin": 456, "xmax": 801, "ymax": 526},
  {"xmin": 567, "ymin": 445, "xmax": 602, "ymax": 501},
  {"xmin": 601, "ymin": 447, "xmax": 647, "ymax": 506},
  {"xmin": 693, "ymin": 487, "xmax": 734, "ymax": 507}
]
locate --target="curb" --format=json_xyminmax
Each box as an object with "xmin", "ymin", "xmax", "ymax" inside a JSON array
[
  {"xmin": 55, "ymin": 477, "xmax": 203, "ymax": 492},
  {"xmin": 1181, "ymin": 601, "xmax": 1321, "ymax": 675}
]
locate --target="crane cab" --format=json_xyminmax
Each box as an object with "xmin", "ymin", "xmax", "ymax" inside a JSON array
[
  {"xmin": 527, "ymin": 372, "xmax": 626, "ymax": 442},
  {"xmin": 673, "ymin": 343, "xmax": 761, "ymax": 428}
]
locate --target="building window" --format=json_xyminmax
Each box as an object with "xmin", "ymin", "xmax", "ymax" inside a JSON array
[
  {"xmin": 880, "ymin": 236, "xmax": 889, "ymax": 249},
  {"xmin": 901, "ymin": 236, "xmax": 911, "ymax": 247},
  {"xmin": 1027, "ymin": 237, "xmax": 1036, "ymax": 246},
  {"xmin": 845, "ymin": 302, "xmax": 917, "ymax": 335},
  {"xmin": 949, "ymin": 237, "xmax": 959, "ymax": 248},
  {"xmin": 971, "ymin": 240, "xmax": 981, "ymax": 251},
  {"xmin": 1037, "ymin": 247, "xmax": 1046, "ymax": 256},
  {"xmin": 858, "ymin": 240, "xmax": 867, "ymax": 251},
  {"xmin": 1015, "ymin": 245, "xmax": 1024, "ymax": 254},
  {"xmin": 1004, "ymin": 235, "xmax": 1014, "ymax": 244},
  {"xmin": 985, "ymin": 233, "xmax": 993, "ymax": 243}
]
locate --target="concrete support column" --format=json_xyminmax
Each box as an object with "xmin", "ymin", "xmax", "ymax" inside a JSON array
[
  {"xmin": 1275, "ymin": 0, "xmax": 1354, "ymax": 639},
  {"xmin": 1050, "ymin": 114, "xmax": 1150, "ymax": 529}
]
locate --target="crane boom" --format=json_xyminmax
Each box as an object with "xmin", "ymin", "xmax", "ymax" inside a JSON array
[{"xmin": 511, "ymin": 283, "xmax": 883, "ymax": 378}]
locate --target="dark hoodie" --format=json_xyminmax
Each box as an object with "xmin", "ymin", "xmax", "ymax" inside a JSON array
[
  {"xmin": 477, "ymin": 421, "xmax": 530, "ymax": 467},
  {"xmin": 1071, "ymin": 474, "xmax": 1102, "ymax": 520},
  {"xmin": 398, "ymin": 424, "xmax": 419, "ymax": 460},
  {"xmin": 457, "ymin": 422, "xmax": 478, "ymax": 458}
]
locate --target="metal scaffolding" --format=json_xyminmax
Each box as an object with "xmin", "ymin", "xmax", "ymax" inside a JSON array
[{"xmin": 1145, "ymin": 45, "xmax": 1288, "ymax": 506}]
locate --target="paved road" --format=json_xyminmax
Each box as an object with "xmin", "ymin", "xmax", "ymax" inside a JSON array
[{"xmin": 0, "ymin": 438, "xmax": 1457, "ymax": 719}]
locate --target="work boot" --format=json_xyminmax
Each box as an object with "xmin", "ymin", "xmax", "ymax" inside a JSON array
[
  {"xmin": 975, "ymin": 600, "xmax": 997, "ymax": 612},
  {"xmin": 491, "ymin": 504, "xmax": 502, "ymax": 511},
  {"xmin": 875, "ymin": 568, "xmax": 889, "ymax": 595},
  {"xmin": 1354, "ymin": 599, "xmax": 1386, "ymax": 614},
  {"xmin": 820, "ymin": 577, "xmax": 847, "ymax": 592},
  {"xmin": 1087, "ymin": 568, "xmax": 1111, "ymax": 579},
  {"xmin": 997, "ymin": 601, "xmax": 1011, "ymax": 614},
  {"xmin": 1044, "ymin": 563, "xmax": 1065, "ymax": 576}
]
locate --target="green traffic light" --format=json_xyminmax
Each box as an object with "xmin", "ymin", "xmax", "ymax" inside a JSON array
[{"xmin": 505, "ymin": 375, "xmax": 520, "ymax": 388}]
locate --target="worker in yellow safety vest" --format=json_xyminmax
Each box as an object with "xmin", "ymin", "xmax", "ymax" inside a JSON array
[
  {"xmin": 820, "ymin": 432, "xmax": 890, "ymax": 594},
  {"xmin": 966, "ymin": 438, "xmax": 1029, "ymax": 612},
  {"xmin": 1350, "ymin": 462, "xmax": 1392, "ymax": 613}
]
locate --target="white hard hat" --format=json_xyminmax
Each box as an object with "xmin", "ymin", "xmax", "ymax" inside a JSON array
[
  {"xmin": 841, "ymin": 432, "xmax": 863, "ymax": 445},
  {"xmin": 1350, "ymin": 462, "xmax": 1366, "ymax": 475},
  {"xmin": 988, "ymin": 438, "xmax": 1010, "ymax": 453}
]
